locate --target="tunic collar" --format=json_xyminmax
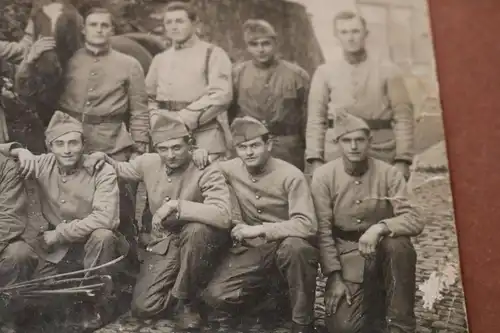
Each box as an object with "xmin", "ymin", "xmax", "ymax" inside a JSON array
[
  {"xmin": 244, "ymin": 156, "xmax": 273, "ymax": 176},
  {"xmin": 164, "ymin": 159, "xmax": 192, "ymax": 176},
  {"xmin": 84, "ymin": 43, "xmax": 111, "ymax": 57},
  {"xmin": 342, "ymin": 155, "xmax": 370, "ymax": 177},
  {"xmin": 344, "ymin": 48, "xmax": 368, "ymax": 65},
  {"xmin": 173, "ymin": 34, "xmax": 199, "ymax": 50},
  {"xmin": 57, "ymin": 155, "xmax": 94, "ymax": 176}
]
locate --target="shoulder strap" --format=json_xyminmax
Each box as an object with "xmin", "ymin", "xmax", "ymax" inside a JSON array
[{"xmin": 204, "ymin": 44, "xmax": 214, "ymax": 85}]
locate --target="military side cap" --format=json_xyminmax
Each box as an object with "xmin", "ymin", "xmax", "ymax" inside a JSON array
[
  {"xmin": 45, "ymin": 111, "xmax": 84, "ymax": 144},
  {"xmin": 231, "ymin": 116, "xmax": 269, "ymax": 145},
  {"xmin": 332, "ymin": 109, "xmax": 370, "ymax": 141},
  {"xmin": 150, "ymin": 111, "xmax": 190, "ymax": 146},
  {"xmin": 242, "ymin": 19, "xmax": 277, "ymax": 42}
]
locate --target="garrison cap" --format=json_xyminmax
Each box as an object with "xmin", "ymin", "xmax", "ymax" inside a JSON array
[
  {"xmin": 231, "ymin": 116, "xmax": 269, "ymax": 145},
  {"xmin": 45, "ymin": 111, "xmax": 84, "ymax": 144},
  {"xmin": 150, "ymin": 111, "xmax": 190, "ymax": 146}
]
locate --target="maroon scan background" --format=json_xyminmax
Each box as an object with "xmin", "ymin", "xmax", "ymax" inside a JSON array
[{"xmin": 427, "ymin": 0, "xmax": 500, "ymax": 330}]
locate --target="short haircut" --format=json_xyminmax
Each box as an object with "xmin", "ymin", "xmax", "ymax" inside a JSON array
[
  {"xmin": 164, "ymin": 1, "xmax": 198, "ymax": 22},
  {"xmin": 83, "ymin": 7, "xmax": 114, "ymax": 26},
  {"xmin": 333, "ymin": 10, "xmax": 367, "ymax": 31}
]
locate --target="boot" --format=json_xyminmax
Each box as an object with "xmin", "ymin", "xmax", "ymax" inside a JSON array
[{"xmin": 175, "ymin": 299, "xmax": 202, "ymax": 331}]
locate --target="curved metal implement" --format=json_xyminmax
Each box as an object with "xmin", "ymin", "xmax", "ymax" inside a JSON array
[{"xmin": 0, "ymin": 255, "xmax": 124, "ymax": 295}]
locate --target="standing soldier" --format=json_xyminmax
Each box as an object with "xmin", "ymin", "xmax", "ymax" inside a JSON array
[
  {"xmin": 311, "ymin": 111, "xmax": 423, "ymax": 333},
  {"xmin": 203, "ymin": 117, "xmax": 318, "ymax": 333},
  {"xmin": 145, "ymin": 1, "xmax": 233, "ymax": 162},
  {"xmin": 229, "ymin": 19, "xmax": 310, "ymax": 171},
  {"xmin": 306, "ymin": 11, "xmax": 414, "ymax": 179},
  {"xmin": 19, "ymin": 7, "xmax": 149, "ymax": 264}
]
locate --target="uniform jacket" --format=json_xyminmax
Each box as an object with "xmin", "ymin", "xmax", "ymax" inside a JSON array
[
  {"xmin": 145, "ymin": 35, "xmax": 233, "ymax": 154},
  {"xmin": 306, "ymin": 54, "xmax": 414, "ymax": 164},
  {"xmin": 229, "ymin": 59, "xmax": 309, "ymax": 138},
  {"xmin": 218, "ymin": 157, "xmax": 317, "ymax": 242},
  {"xmin": 0, "ymin": 143, "xmax": 120, "ymax": 263},
  {"xmin": 105, "ymin": 154, "xmax": 231, "ymax": 255},
  {"xmin": 0, "ymin": 154, "xmax": 29, "ymax": 253},
  {"xmin": 311, "ymin": 157, "xmax": 423, "ymax": 283},
  {"xmin": 21, "ymin": 47, "xmax": 149, "ymax": 155}
]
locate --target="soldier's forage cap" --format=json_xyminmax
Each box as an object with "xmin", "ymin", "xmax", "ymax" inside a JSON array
[
  {"xmin": 332, "ymin": 110, "xmax": 370, "ymax": 141},
  {"xmin": 150, "ymin": 111, "xmax": 190, "ymax": 146},
  {"xmin": 243, "ymin": 19, "xmax": 277, "ymax": 42},
  {"xmin": 45, "ymin": 111, "xmax": 84, "ymax": 144},
  {"xmin": 231, "ymin": 116, "xmax": 269, "ymax": 145}
]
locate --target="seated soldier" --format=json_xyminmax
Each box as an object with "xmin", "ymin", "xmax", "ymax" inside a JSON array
[
  {"xmin": 0, "ymin": 111, "xmax": 127, "ymax": 330},
  {"xmin": 0, "ymin": 141, "xmax": 39, "ymax": 330},
  {"xmin": 90, "ymin": 112, "xmax": 231, "ymax": 331},
  {"xmin": 310, "ymin": 111, "xmax": 424, "ymax": 333},
  {"xmin": 202, "ymin": 116, "xmax": 318, "ymax": 333}
]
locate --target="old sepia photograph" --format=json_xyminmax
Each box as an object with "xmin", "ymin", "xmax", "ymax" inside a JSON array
[{"xmin": 0, "ymin": 0, "xmax": 467, "ymax": 332}]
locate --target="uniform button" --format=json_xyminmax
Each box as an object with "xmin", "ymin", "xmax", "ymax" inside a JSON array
[
  {"xmin": 356, "ymin": 219, "xmax": 362, "ymax": 223},
  {"xmin": 255, "ymin": 195, "xmax": 260, "ymax": 199},
  {"xmin": 61, "ymin": 199, "xmax": 65, "ymax": 203},
  {"xmin": 62, "ymin": 220, "xmax": 67, "ymax": 223},
  {"xmin": 91, "ymin": 72, "xmax": 96, "ymax": 76},
  {"xmin": 62, "ymin": 178, "xmax": 67, "ymax": 183},
  {"xmin": 94, "ymin": 58, "xmax": 99, "ymax": 63},
  {"xmin": 165, "ymin": 196, "xmax": 171, "ymax": 201},
  {"xmin": 257, "ymin": 209, "xmax": 262, "ymax": 214},
  {"xmin": 167, "ymin": 178, "xmax": 172, "ymax": 183},
  {"xmin": 89, "ymin": 87, "xmax": 94, "ymax": 92},
  {"xmin": 355, "ymin": 200, "xmax": 361, "ymax": 204},
  {"xmin": 355, "ymin": 180, "xmax": 361, "ymax": 185},
  {"xmin": 146, "ymin": 247, "xmax": 152, "ymax": 252},
  {"xmin": 85, "ymin": 101, "xmax": 91, "ymax": 106},
  {"xmin": 251, "ymin": 178, "xmax": 257, "ymax": 183}
]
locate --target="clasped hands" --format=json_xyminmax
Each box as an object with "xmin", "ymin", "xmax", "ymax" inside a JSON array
[{"xmin": 151, "ymin": 200, "xmax": 179, "ymax": 232}]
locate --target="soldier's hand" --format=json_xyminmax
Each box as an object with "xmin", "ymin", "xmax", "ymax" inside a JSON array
[
  {"xmin": 87, "ymin": 152, "xmax": 108, "ymax": 171},
  {"xmin": 325, "ymin": 273, "xmax": 352, "ymax": 316},
  {"xmin": 192, "ymin": 148, "xmax": 210, "ymax": 169},
  {"xmin": 152, "ymin": 200, "xmax": 177, "ymax": 230},
  {"xmin": 26, "ymin": 37, "xmax": 56, "ymax": 63},
  {"xmin": 394, "ymin": 161, "xmax": 411, "ymax": 181},
  {"xmin": 231, "ymin": 225, "xmax": 264, "ymax": 242},
  {"xmin": 13, "ymin": 148, "xmax": 38, "ymax": 179},
  {"xmin": 43, "ymin": 230, "xmax": 59, "ymax": 247},
  {"xmin": 358, "ymin": 224, "xmax": 387, "ymax": 257}
]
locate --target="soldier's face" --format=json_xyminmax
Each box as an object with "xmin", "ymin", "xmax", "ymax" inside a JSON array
[
  {"xmin": 236, "ymin": 136, "xmax": 272, "ymax": 168},
  {"xmin": 164, "ymin": 10, "xmax": 195, "ymax": 43},
  {"xmin": 246, "ymin": 37, "xmax": 277, "ymax": 64},
  {"xmin": 334, "ymin": 17, "xmax": 367, "ymax": 53},
  {"xmin": 83, "ymin": 13, "xmax": 114, "ymax": 46},
  {"xmin": 337, "ymin": 130, "xmax": 371, "ymax": 162},
  {"xmin": 50, "ymin": 132, "xmax": 84, "ymax": 169},
  {"xmin": 156, "ymin": 137, "xmax": 191, "ymax": 169}
]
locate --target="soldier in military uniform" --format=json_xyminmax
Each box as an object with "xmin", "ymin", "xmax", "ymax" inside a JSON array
[
  {"xmin": 0, "ymin": 111, "xmax": 127, "ymax": 330},
  {"xmin": 306, "ymin": 11, "xmax": 414, "ymax": 180},
  {"xmin": 90, "ymin": 112, "xmax": 231, "ymax": 331},
  {"xmin": 228, "ymin": 19, "xmax": 310, "ymax": 171},
  {"xmin": 145, "ymin": 1, "xmax": 233, "ymax": 161},
  {"xmin": 310, "ymin": 111, "xmax": 424, "ymax": 333},
  {"xmin": 202, "ymin": 117, "xmax": 318, "ymax": 333}
]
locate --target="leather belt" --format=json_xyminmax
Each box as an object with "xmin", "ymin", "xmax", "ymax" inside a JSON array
[
  {"xmin": 157, "ymin": 100, "xmax": 191, "ymax": 112},
  {"xmin": 61, "ymin": 108, "xmax": 125, "ymax": 125},
  {"xmin": 328, "ymin": 118, "xmax": 392, "ymax": 130},
  {"xmin": 332, "ymin": 226, "xmax": 364, "ymax": 242}
]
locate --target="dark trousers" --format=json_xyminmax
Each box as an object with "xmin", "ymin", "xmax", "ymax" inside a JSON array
[
  {"xmin": 203, "ymin": 237, "xmax": 318, "ymax": 326},
  {"xmin": 131, "ymin": 223, "xmax": 229, "ymax": 318},
  {"xmin": 110, "ymin": 150, "xmax": 139, "ymax": 269},
  {"xmin": 271, "ymin": 135, "xmax": 305, "ymax": 171},
  {"xmin": 325, "ymin": 237, "xmax": 417, "ymax": 333},
  {"xmin": 0, "ymin": 240, "xmax": 38, "ymax": 287},
  {"xmin": 33, "ymin": 229, "xmax": 123, "ymax": 278}
]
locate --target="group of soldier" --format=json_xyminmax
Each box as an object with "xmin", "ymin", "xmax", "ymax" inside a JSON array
[{"xmin": 0, "ymin": 2, "xmax": 423, "ymax": 333}]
